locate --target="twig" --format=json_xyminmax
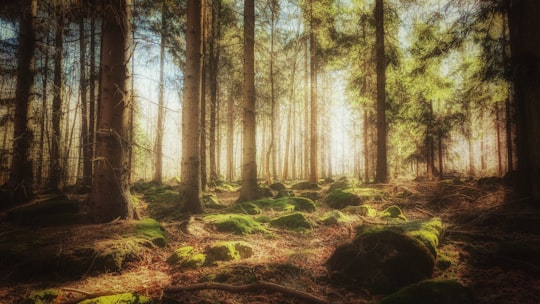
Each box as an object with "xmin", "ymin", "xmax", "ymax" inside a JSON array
[{"xmin": 164, "ymin": 281, "xmax": 330, "ymax": 304}]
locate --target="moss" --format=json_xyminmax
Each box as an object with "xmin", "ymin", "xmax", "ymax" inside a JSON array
[
  {"xmin": 203, "ymin": 193, "xmax": 226, "ymax": 209},
  {"xmin": 212, "ymin": 180, "xmax": 240, "ymax": 193},
  {"xmin": 206, "ymin": 241, "xmax": 254, "ymax": 262},
  {"xmin": 184, "ymin": 253, "xmax": 207, "ymax": 268},
  {"xmin": 22, "ymin": 289, "xmax": 60, "ymax": 304},
  {"xmin": 377, "ymin": 280, "xmax": 474, "ymax": 304},
  {"xmin": 144, "ymin": 189, "xmax": 179, "ymax": 204},
  {"xmin": 270, "ymin": 212, "xmax": 312, "ymax": 230},
  {"xmin": 167, "ymin": 246, "xmax": 206, "ymax": 268},
  {"xmin": 379, "ymin": 205, "xmax": 407, "ymax": 221},
  {"xmin": 436, "ymin": 252, "xmax": 453, "ymax": 270},
  {"xmin": 289, "ymin": 197, "xmax": 317, "ymax": 212},
  {"xmin": 343, "ymin": 204, "xmax": 377, "ymax": 217},
  {"xmin": 255, "ymin": 215, "xmax": 272, "ymax": 223},
  {"xmin": 78, "ymin": 293, "xmax": 152, "ymax": 304},
  {"xmin": 228, "ymin": 202, "xmax": 262, "ymax": 215},
  {"xmin": 204, "ymin": 214, "xmax": 268, "ymax": 235},
  {"xmin": 268, "ymin": 182, "xmax": 286, "ymax": 191},
  {"xmin": 291, "ymin": 181, "xmax": 321, "ymax": 190},
  {"xmin": 276, "ymin": 189, "xmax": 295, "ymax": 198},
  {"xmin": 328, "ymin": 179, "xmax": 356, "ymax": 192},
  {"xmin": 324, "ymin": 189, "xmax": 361, "ymax": 209},
  {"xmin": 134, "ymin": 218, "xmax": 167, "ymax": 247},
  {"xmin": 319, "ymin": 210, "xmax": 348, "ymax": 226}
]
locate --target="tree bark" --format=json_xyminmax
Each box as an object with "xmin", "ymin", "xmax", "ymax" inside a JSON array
[
  {"xmin": 238, "ymin": 0, "xmax": 259, "ymax": 202},
  {"xmin": 49, "ymin": 0, "xmax": 65, "ymax": 193},
  {"xmin": 8, "ymin": 0, "xmax": 37, "ymax": 204},
  {"xmin": 309, "ymin": 0, "xmax": 319, "ymax": 184},
  {"xmin": 226, "ymin": 88, "xmax": 234, "ymax": 181},
  {"xmin": 79, "ymin": 12, "xmax": 92, "ymax": 187},
  {"xmin": 374, "ymin": 0, "xmax": 387, "ymax": 183},
  {"xmin": 180, "ymin": 0, "xmax": 204, "ymax": 213},
  {"xmin": 90, "ymin": 0, "xmax": 138, "ymax": 222},
  {"xmin": 508, "ymin": 0, "xmax": 540, "ymax": 203},
  {"xmin": 208, "ymin": 0, "xmax": 221, "ymax": 183},
  {"xmin": 153, "ymin": 0, "xmax": 167, "ymax": 184}
]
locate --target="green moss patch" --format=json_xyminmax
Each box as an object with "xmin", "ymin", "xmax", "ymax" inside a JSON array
[
  {"xmin": 22, "ymin": 289, "xmax": 60, "ymax": 304},
  {"xmin": 203, "ymin": 193, "xmax": 226, "ymax": 209},
  {"xmin": 204, "ymin": 214, "xmax": 268, "ymax": 235},
  {"xmin": 291, "ymin": 181, "xmax": 321, "ymax": 190},
  {"xmin": 134, "ymin": 218, "xmax": 167, "ymax": 247},
  {"xmin": 206, "ymin": 241, "xmax": 254, "ymax": 262},
  {"xmin": 324, "ymin": 189, "xmax": 361, "ymax": 209},
  {"xmin": 270, "ymin": 212, "xmax": 312, "ymax": 230},
  {"xmin": 328, "ymin": 178, "xmax": 356, "ymax": 192},
  {"xmin": 377, "ymin": 280, "xmax": 473, "ymax": 304},
  {"xmin": 78, "ymin": 293, "xmax": 152, "ymax": 304},
  {"xmin": 343, "ymin": 204, "xmax": 377, "ymax": 216},
  {"xmin": 379, "ymin": 205, "xmax": 407, "ymax": 221},
  {"xmin": 230, "ymin": 196, "xmax": 316, "ymax": 214},
  {"xmin": 167, "ymin": 246, "xmax": 206, "ymax": 268},
  {"xmin": 319, "ymin": 210, "xmax": 348, "ymax": 226}
]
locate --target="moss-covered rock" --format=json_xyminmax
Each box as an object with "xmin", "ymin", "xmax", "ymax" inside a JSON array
[
  {"xmin": 212, "ymin": 180, "xmax": 240, "ymax": 193},
  {"xmin": 270, "ymin": 212, "xmax": 312, "ymax": 230},
  {"xmin": 288, "ymin": 197, "xmax": 317, "ymax": 212},
  {"xmin": 269, "ymin": 182, "xmax": 286, "ymax": 191},
  {"xmin": 328, "ymin": 178, "xmax": 356, "ymax": 192},
  {"xmin": 22, "ymin": 289, "xmax": 60, "ymax": 304},
  {"xmin": 203, "ymin": 193, "xmax": 226, "ymax": 209},
  {"xmin": 343, "ymin": 204, "xmax": 378, "ymax": 217},
  {"xmin": 230, "ymin": 197, "xmax": 316, "ymax": 214},
  {"xmin": 379, "ymin": 205, "xmax": 407, "ymax": 221},
  {"xmin": 377, "ymin": 280, "xmax": 474, "ymax": 304},
  {"xmin": 291, "ymin": 181, "xmax": 321, "ymax": 190},
  {"xmin": 326, "ymin": 220, "xmax": 442, "ymax": 293},
  {"xmin": 319, "ymin": 210, "xmax": 348, "ymax": 226},
  {"xmin": 135, "ymin": 218, "xmax": 167, "ymax": 247},
  {"xmin": 276, "ymin": 189, "xmax": 295, "ymax": 198},
  {"xmin": 8, "ymin": 199, "xmax": 81, "ymax": 226},
  {"xmin": 204, "ymin": 214, "xmax": 268, "ymax": 235},
  {"xmin": 167, "ymin": 246, "xmax": 206, "ymax": 268},
  {"xmin": 229, "ymin": 202, "xmax": 262, "ymax": 215},
  {"xmin": 324, "ymin": 189, "xmax": 361, "ymax": 209},
  {"xmin": 78, "ymin": 293, "xmax": 152, "ymax": 304},
  {"xmin": 206, "ymin": 241, "xmax": 254, "ymax": 262}
]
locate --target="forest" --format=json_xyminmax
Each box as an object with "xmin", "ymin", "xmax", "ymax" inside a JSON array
[{"xmin": 0, "ymin": 0, "xmax": 539, "ymax": 303}]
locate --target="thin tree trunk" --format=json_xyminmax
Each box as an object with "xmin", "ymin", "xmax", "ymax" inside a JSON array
[
  {"xmin": 238, "ymin": 0, "xmax": 259, "ymax": 202},
  {"xmin": 303, "ymin": 39, "xmax": 309, "ymax": 181},
  {"xmin": 208, "ymin": 0, "xmax": 220, "ymax": 183},
  {"xmin": 374, "ymin": 0, "xmax": 387, "ymax": 183},
  {"xmin": 181, "ymin": 0, "xmax": 204, "ymax": 213},
  {"xmin": 90, "ymin": 0, "xmax": 138, "ymax": 222},
  {"xmin": 37, "ymin": 33, "xmax": 51, "ymax": 187},
  {"xmin": 79, "ymin": 13, "xmax": 92, "ymax": 187},
  {"xmin": 495, "ymin": 103, "xmax": 503, "ymax": 175},
  {"xmin": 438, "ymin": 131, "xmax": 443, "ymax": 177},
  {"xmin": 89, "ymin": 17, "xmax": 97, "ymax": 183},
  {"xmin": 49, "ymin": 0, "xmax": 65, "ymax": 192},
  {"xmin": 153, "ymin": 0, "xmax": 166, "ymax": 184},
  {"xmin": 363, "ymin": 108, "xmax": 369, "ymax": 182},
  {"xmin": 200, "ymin": 0, "xmax": 208, "ymax": 191},
  {"xmin": 226, "ymin": 89, "xmax": 234, "ymax": 181},
  {"xmin": 309, "ymin": 0, "xmax": 318, "ymax": 184},
  {"xmin": 8, "ymin": 0, "xmax": 37, "ymax": 204}
]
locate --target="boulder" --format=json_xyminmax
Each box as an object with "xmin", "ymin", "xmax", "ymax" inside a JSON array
[
  {"xmin": 326, "ymin": 218, "xmax": 443, "ymax": 293},
  {"xmin": 270, "ymin": 212, "xmax": 312, "ymax": 230},
  {"xmin": 204, "ymin": 214, "xmax": 268, "ymax": 235},
  {"xmin": 343, "ymin": 204, "xmax": 377, "ymax": 217},
  {"xmin": 324, "ymin": 189, "xmax": 361, "ymax": 209},
  {"xmin": 206, "ymin": 241, "xmax": 254, "ymax": 262},
  {"xmin": 291, "ymin": 181, "xmax": 321, "ymax": 190},
  {"xmin": 319, "ymin": 210, "xmax": 348, "ymax": 226}
]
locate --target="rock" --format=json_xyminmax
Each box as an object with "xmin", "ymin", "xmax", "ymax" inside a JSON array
[
  {"xmin": 269, "ymin": 182, "xmax": 286, "ymax": 191},
  {"xmin": 270, "ymin": 212, "xmax": 312, "ymax": 230},
  {"xmin": 324, "ymin": 189, "xmax": 361, "ymax": 209},
  {"xmin": 135, "ymin": 218, "xmax": 167, "ymax": 247},
  {"xmin": 167, "ymin": 246, "xmax": 206, "ymax": 268},
  {"xmin": 289, "ymin": 196, "xmax": 317, "ymax": 212},
  {"xmin": 259, "ymin": 185, "xmax": 274, "ymax": 197},
  {"xmin": 319, "ymin": 210, "xmax": 348, "ymax": 226},
  {"xmin": 206, "ymin": 241, "xmax": 254, "ymax": 262},
  {"xmin": 343, "ymin": 204, "xmax": 377, "ymax": 217},
  {"xmin": 229, "ymin": 202, "xmax": 262, "ymax": 215},
  {"xmin": 22, "ymin": 289, "xmax": 60, "ymax": 304},
  {"xmin": 204, "ymin": 214, "xmax": 268, "ymax": 235},
  {"xmin": 377, "ymin": 280, "xmax": 474, "ymax": 304},
  {"xmin": 291, "ymin": 181, "xmax": 321, "ymax": 190},
  {"xmin": 379, "ymin": 205, "xmax": 407, "ymax": 221},
  {"xmin": 78, "ymin": 293, "xmax": 152, "ymax": 304},
  {"xmin": 276, "ymin": 189, "xmax": 294, "ymax": 198},
  {"xmin": 203, "ymin": 193, "xmax": 226, "ymax": 209},
  {"xmin": 328, "ymin": 179, "xmax": 356, "ymax": 192},
  {"xmin": 326, "ymin": 223, "xmax": 439, "ymax": 293}
]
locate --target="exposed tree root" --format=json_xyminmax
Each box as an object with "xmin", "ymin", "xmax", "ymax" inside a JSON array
[{"xmin": 164, "ymin": 281, "xmax": 331, "ymax": 304}]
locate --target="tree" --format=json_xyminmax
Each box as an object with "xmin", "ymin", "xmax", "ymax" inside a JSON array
[
  {"xmin": 308, "ymin": 0, "xmax": 319, "ymax": 184},
  {"xmin": 153, "ymin": 0, "xmax": 167, "ymax": 184},
  {"xmin": 508, "ymin": 0, "xmax": 540, "ymax": 203},
  {"xmin": 49, "ymin": 0, "xmax": 65, "ymax": 192},
  {"xmin": 238, "ymin": 0, "xmax": 259, "ymax": 202},
  {"xmin": 180, "ymin": 0, "xmax": 204, "ymax": 213},
  {"xmin": 90, "ymin": 0, "xmax": 138, "ymax": 222},
  {"xmin": 374, "ymin": 0, "xmax": 387, "ymax": 183},
  {"xmin": 7, "ymin": 0, "xmax": 37, "ymax": 204}
]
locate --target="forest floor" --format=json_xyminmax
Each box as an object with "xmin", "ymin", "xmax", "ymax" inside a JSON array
[{"xmin": 1, "ymin": 178, "xmax": 539, "ymax": 304}]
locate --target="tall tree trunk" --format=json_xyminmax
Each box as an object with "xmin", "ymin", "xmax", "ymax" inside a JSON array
[
  {"xmin": 505, "ymin": 95, "xmax": 513, "ymax": 172},
  {"xmin": 374, "ymin": 0, "xmax": 387, "ymax": 183},
  {"xmin": 153, "ymin": 0, "xmax": 166, "ymax": 184},
  {"xmin": 265, "ymin": 1, "xmax": 277, "ymax": 185},
  {"xmin": 79, "ymin": 12, "xmax": 92, "ymax": 187},
  {"xmin": 363, "ymin": 108, "xmax": 369, "ymax": 182},
  {"xmin": 303, "ymin": 39, "xmax": 309, "ymax": 181},
  {"xmin": 309, "ymin": 0, "xmax": 318, "ymax": 184},
  {"xmin": 8, "ymin": 0, "xmax": 37, "ymax": 204},
  {"xmin": 49, "ymin": 0, "xmax": 64, "ymax": 193},
  {"xmin": 226, "ymin": 88, "xmax": 234, "ymax": 181},
  {"xmin": 200, "ymin": 0, "xmax": 208, "ymax": 191},
  {"xmin": 90, "ymin": 0, "xmax": 138, "ymax": 222},
  {"xmin": 438, "ymin": 131, "xmax": 443, "ymax": 177},
  {"xmin": 181, "ymin": 0, "xmax": 204, "ymax": 213},
  {"xmin": 37, "ymin": 33, "xmax": 51, "ymax": 187},
  {"xmin": 208, "ymin": 0, "xmax": 221, "ymax": 183},
  {"xmin": 508, "ymin": 0, "xmax": 540, "ymax": 203},
  {"xmin": 238, "ymin": 0, "xmax": 259, "ymax": 202},
  {"xmin": 495, "ymin": 102, "xmax": 503, "ymax": 175}
]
